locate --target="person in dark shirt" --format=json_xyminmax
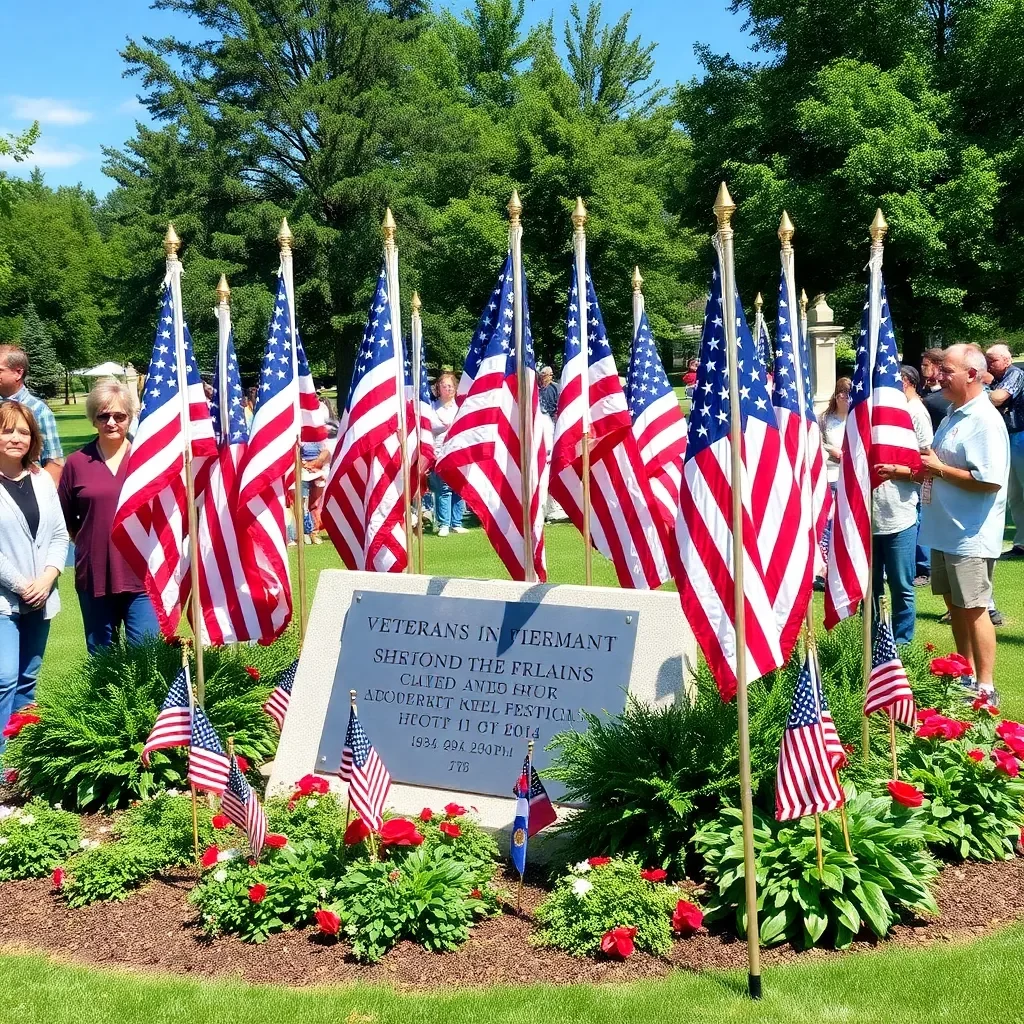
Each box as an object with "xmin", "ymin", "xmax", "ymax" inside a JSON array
[
  {"xmin": 538, "ymin": 366, "xmax": 559, "ymax": 422},
  {"xmin": 921, "ymin": 347, "xmax": 952, "ymax": 431},
  {"xmin": 986, "ymin": 343, "xmax": 1024, "ymax": 558}
]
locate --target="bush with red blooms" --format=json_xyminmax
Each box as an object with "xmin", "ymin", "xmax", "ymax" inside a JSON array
[
  {"xmin": 0, "ymin": 798, "xmax": 81, "ymax": 883},
  {"xmin": 2, "ymin": 711, "xmax": 40, "ymax": 739},
  {"xmin": 248, "ymin": 883, "xmax": 267, "ymax": 903},
  {"xmin": 344, "ymin": 818, "xmax": 372, "ymax": 846},
  {"xmin": 245, "ymin": 666, "xmax": 261, "ymax": 681},
  {"xmin": 438, "ymin": 821, "xmax": 462, "ymax": 839},
  {"xmin": 379, "ymin": 817, "xmax": 424, "ymax": 847},
  {"xmin": 444, "ymin": 802, "xmax": 466, "ymax": 817},
  {"xmin": 902, "ymin": 714, "xmax": 1024, "ymax": 861},
  {"xmin": 929, "ymin": 653, "xmax": 973, "ymax": 679},
  {"xmin": 672, "ymin": 900, "xmax": 703, "ymax": 936},
  {"xmin": 411, "ymin": 810, "xmax": 502, "ymax": 894},
  {"xmin": 534, "ymin": 858, "xmax": 678, "ymax": 958},
  {"xmin": 887, "ymin": 780, "xmax": 925, "ymax": 808},
  {"xmin": 314, "ymin": 908, "xmax": 341, "ymax": 937}
]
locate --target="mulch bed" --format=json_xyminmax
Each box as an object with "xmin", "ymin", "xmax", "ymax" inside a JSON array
[{"xmin": 1, "ymin": 857, "xmax": 1022, "ymax": 989}]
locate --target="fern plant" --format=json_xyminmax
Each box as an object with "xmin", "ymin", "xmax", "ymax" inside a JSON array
[{"xmin": 4, "ymin": 637, "xmax": 294, "ymax": 810}]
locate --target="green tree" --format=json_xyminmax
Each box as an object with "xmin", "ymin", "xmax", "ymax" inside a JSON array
[{"xmin": 16, "ymin": 302, "xmax": 61, "ymax": 398}]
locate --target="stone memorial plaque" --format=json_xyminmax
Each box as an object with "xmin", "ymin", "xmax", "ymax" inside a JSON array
[{"xmin": 315, "ymin": 590, "xmax": 639, "ymax": 800}]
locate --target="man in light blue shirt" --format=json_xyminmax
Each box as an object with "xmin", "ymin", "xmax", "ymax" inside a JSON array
[
  {"xmin": 0, "ymin": 345, "xmax": 64, "ymax": 485},
  {"xmin": 919, "ymin": 344, "xmax": 1009, "ymax": 704}
]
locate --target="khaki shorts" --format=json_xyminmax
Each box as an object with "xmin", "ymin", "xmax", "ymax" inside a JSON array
[{"xmin": 930, "ymin": 550, "xmax": 995, "ymax": 609}]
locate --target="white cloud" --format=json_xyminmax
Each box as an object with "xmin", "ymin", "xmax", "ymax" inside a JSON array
[
  {"xmin": 9, "ymin": 96, "xmax": 93, "ymax": 126},
  {"xmin": 0, "ymin": 142, "xmax": 91, "ymax": 169},
  {"xmin": 117, "ymin": 97, "xmax": 144, "ymax": 116}
]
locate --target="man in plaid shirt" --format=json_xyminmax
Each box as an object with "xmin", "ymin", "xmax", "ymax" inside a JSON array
[{"xmin": 0, "ymin": 344, "xmax": 64, "ymax": 484}]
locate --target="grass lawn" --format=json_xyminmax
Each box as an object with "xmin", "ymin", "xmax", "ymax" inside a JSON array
[{"xmin": 19, "ymin": 402, "xmax": 1024, "ymax": 1021}]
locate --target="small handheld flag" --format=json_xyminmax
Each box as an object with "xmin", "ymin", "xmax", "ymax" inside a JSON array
[
  {"xmin": 141, "ymin": 666, "xmax": 192, "ymax": 766},
  {"xmin": 512, "ymin": 756, "xmax": 557, "ymax": 838},
  {"xmin": 221, "ymin": 756, "xmax": 268, "ymax": 859},
  {"xmin": 340, "ymin": 698, "xmax": 391, "ymax": 831},
  {"xmin": 510, "ymin": 768, "xmax": 530, "ymax": 878},
  {"xmin": 188, "ymin": 705, "xmax": 231, "ymax": 794},
  {"xmin": 263, "ymin": 659, "xmax": 297, "ymax": 730},
  {"xmin": 866, "ymin": 617, "xmax": 916, "ymax": 728}
]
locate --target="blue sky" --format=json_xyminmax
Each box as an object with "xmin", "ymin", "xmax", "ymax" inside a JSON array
[{"xmin": 0, "ymin": 0, "xmax": 753, "ymax": 196}]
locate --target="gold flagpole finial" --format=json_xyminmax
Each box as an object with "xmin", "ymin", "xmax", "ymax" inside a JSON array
[
  {"xmin": 277, "ymin": 217, "xmax": 293, "ymax": 253},
  {"xmin": 713, "ymin": 182, "xmax": 736, "ymax": 227},
  {"xmin": 382, "ymin": 207, "xmax": 397, "ymax": 244},
  {"xmin": 632, "ymin": 265, "xmax": 644, "ymax": 292},
  {"xmin": 507, "ymin": 189, "xmax": 523, "ymax": 226},
  {"xmin": 778, "ymin": 210, "xmax": 795, "ymax": 245},
  {"xmin": 870, "ymin": 208, "xmax": 888, "ymax": 242},
  {"xmin": 800, "ymin": 288, "xmax": 809, "ymax": 315},
  {"xmin": 572, "ymin": 196, "xmax": 588, "ymax": 229},
  {"xmin": 411, "ymin": 290, "xmax": 422, "ymax": 312},
  {"xmin": 163, "ymin": 223, "xmax": 181, "ymax": 258},
  {"xmin": 216, "ymin": 274, "xmax": 230, "ymax": 303},
  {"xmin": 754, "ymin": 291, "xmax": 764, "ymax": 310}
]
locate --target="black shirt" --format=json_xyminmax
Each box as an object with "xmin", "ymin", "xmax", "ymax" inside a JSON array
[
  {"xmin": 0, "ymin": 472, "xmax": 39, "ymax": 539},
  {"xmin": 539, "ymin": 382, "xmax": 560, "ymax": 421},
  {"xmin": 922, "ymin": 386, "xmax": 953, "ymax": 432}
]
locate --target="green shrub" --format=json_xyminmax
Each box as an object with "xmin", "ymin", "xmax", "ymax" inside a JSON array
[
  {"xmin": 693, "ymin": 789, "xmax": 940, "ymax": 949},
  {"xmin": 336, "ymin": 844, "xmax": 483, "ymax": 963},
  {"xmin": 62, "ymin": 839, "xmax": 166, "ymax": 907},
  {"xmin": 114, "ymin": 792, "xmax": 218, "ymax": 867},
  {"xmin": 416, "ymin": 808, "xmax": 501, "ymax": 888},
  {"xmin": 189, "ymin": 838, "xmax": 343, "ymax": 943},
  {"xmin": 533, "ymin": 858, "xmax": 679, "ymax": 958},
  {"xmin": 903, "ymin": 717, "xmax": 1024, "ymax": 861},
  {"xmin": 266, "ymin": 790, "xmax": 349, "ymax": 866},
  {"xmin": 0, "ymin": 799, "xmax": 81, "ymax": 880},
  {"xmin": 4, "ymin": 637, "xmax": 291, "ymax": 811}
]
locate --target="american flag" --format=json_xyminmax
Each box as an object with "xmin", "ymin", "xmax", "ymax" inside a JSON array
[
  {"xmin": 339, "ymin": 706, "xmax": 391, "ymax": 831},
  {"xmin": 141, "ymin": 665, "xmax": 192, "ymax": 766},
  {"xmin": 434, "ymin": 254, "xmax": 547, "ymax": 581},
  {"xmin": 406, "ymin": 345, "xmax": 438, "ymax": 498},
  {"xmin": 512, "ymin": 757, "xmax": 558, "ymax": 837},
  {"xmin": 550, "ymin": 261, "xmax": 672, "ymax": 589},
  {"xmin": 196, "ymin": 328, "xmax": 288, "ymax": 645},
  {"xmin": 769, "ymin": 265, "xmax": 824, "ymax": 655},
  {"xmin": 625, "ymin": 308, "xmax": 687, "ymax": 530},
  {"xmin": 322, "ymin": 263, "xmax": 408, "ymax": 573},
  {"xmin": 188, "ymin": 704, "xmax": 231, "ymax": 794},
  {"xmin": 812, "ymin": 649, "xmax": 847, "ymax": 771},
  {"xmin": 776, "ymin": 651, "xmax": 846, "ymax": 821},
  {"xmin": 756, "ymin": 311, "xmax": 773, "ymax": 381},
  {"xmin": 262, "ymin": 658, "xmax": 297, "ymax": 731},
  {"xmin": 674, "ymin": 250, "xmax": 786, "ymax": 702},
  {"xmin": 236, "ymin": 271, "xmax": 326, "ymax": 626},
  {"xmin": 456, "ymin": 276, "xmax": 505, "ymax": 403},
  {"xmin": 112, "ymin": 277, "xmax": 217, "ymax": 637},
  {"xmin": 865, "ymin": 617, "xmax": 916, "ymax": 728},
  {"xmin": 221, "ymin": 756, "xmax": 268, "ymax": 859}
]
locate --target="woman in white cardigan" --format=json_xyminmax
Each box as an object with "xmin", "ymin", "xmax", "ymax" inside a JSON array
[{"xmin": 0, "ymin": 401, "xmax": 68, "ymax": 753}]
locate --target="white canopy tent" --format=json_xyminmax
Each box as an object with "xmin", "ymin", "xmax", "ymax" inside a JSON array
[{"xmin": 74, "ymin": 361, "xmax": 130, "ymax": 377}]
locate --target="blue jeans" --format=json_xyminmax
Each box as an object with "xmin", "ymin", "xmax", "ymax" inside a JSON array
[
  {"xmin": 0, "ymin": 610, "xmax": 50, "ymax": 754},
  {"xmin": 872, "ymin": 524, "xmax": 917, "ymax": 645},
  {"xmin": 915, "ymin": 500, "xmax": 930, "ymax": 577},
  {"xmin": 77, "ymin": 590, "xmax": 161, "ymax": 656},
  {"xmin": 430, "ymin": 471, "xmax": 465, "ymax": 528},
  {"xmin": 1007, "ymin": 432, "xmax": 1024, "ymax": 546}
]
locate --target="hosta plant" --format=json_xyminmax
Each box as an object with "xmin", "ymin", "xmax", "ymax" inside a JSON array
[
  {"xmin": 533, "ymin": 857, "xmax": 680, "ymax": 958},
  {"xmin": 694, "ymin": 788, "xmax": 940, "ymax": 949},
  {"xmin": 0, "ymin": 799, "xmax": 80, "ymax": 881}
]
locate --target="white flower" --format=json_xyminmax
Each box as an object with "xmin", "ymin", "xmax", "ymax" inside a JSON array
[
  {"xmin": 213, "ymin": 868, "xmax": 228, "ymax": 883},
  {"xmin": 572, "ymin": 860, "xmax": 591, "ymax": 874},
  {"xmin": 0, "ymin": 806, "xmax": 14, "ymax": 821},
  {"xmin": 216, "ymin": 848, "xmax": 239, "ymax": 863},
  {"xmin": 164, "ymin": 788, "xmax": 182, "ymax": 797},
  {"xmin": 0, "ymin": 836, "xmax": 8, "ymax": 845},
  {"xmin": 53, "ymin": 803, "xmax": 62, "ymax": 811},
  {"xmin": 572, "ymin": 878, "xmax": 593, "ymax": 897},
  {"xmin": 19, "ymin": 813, "xmax": 35, "ymax": 826},
  {"xmin": 80, "ymin": 839, "xmax": 90, "ymax": 849},
  {"xmin": 319, "ymin": 887, "xmax": 328, "ymax": 900},
  {"xmin": 306, "ymin": 798, "xmax": 318, "ymax": 808}
]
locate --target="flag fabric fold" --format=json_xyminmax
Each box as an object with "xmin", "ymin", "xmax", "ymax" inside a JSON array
[
  {"xmin": 550, "ymin": 262, "xmax": 673, "ymax": 589},
  {"xmin": 510, "ymin": 769, "xmax": 530, "ymax": 876},
  {"xmin": 263, "ymin": 659, "xmax": 298, "ymax": 731},
  {"xmin": 323, "ymin": 263, "xmax": 408, "ymax": 573},
  {"xmin": 188, "ymin": 704, "xmax": 231, "ymax": 795},
  {"xmin": 141, "ymin": 665, "xmax": 192, "ymax": 766},
  {"xmin": 339, "ymin": 706, "xmax": 391, "ymax": 831},
  {"xmin": 434, "ymin": 254, "xmax": 547, "ymax": 581},
  {"xmin": 866, "ymin": 616, "xmax": 916, "ymax": 728},
  {"xmin": 221, "ymin": 756, "xmax": 269, "ymax": 859},
  {"xmin": 512, "ymin": 756, "xmax": 557, "ymax": 838}
]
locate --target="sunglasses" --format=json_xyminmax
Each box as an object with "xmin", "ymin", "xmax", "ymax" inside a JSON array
[{"xmin": 97, "ymin": 412, "xmax": 128, "ymax": 424}]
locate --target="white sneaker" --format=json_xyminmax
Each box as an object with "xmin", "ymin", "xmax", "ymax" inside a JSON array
[
  {"xmin": 451, "ymin": 526, "xmax": 468, "ymax": 534},
  {"xmin": 438, "ymin": 526, "xmax": 450, "ymax": 537}
]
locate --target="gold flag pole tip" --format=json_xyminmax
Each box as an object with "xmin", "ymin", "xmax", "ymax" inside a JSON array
[
  {"xmin": 632, "ymin": 266, "xmax": 643, "ymax": 292},
  {"xmin": 870, "ymin": 208, "xmax": 888, "ymax": 242},
  {"xmin": 778, "ymin": 210, "xmax": 795, "ymax": 245},
  {"xmin": 216, "ymin": 274, "xmax": 230, "ymax": 302},
  {"xmin": 713, "ymin": 182, "xmax": 736, "ymax": 225},
  {"xmin": 163, "ymin": 224, "xmax": 181, "ymax": 257},
  {"xmin": 277, "ymin": 217, "xmax": 294, "ymax": 252}
]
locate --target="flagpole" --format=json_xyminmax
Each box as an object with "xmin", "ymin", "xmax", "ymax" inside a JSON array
[
  {"xmin": 411, "ymin": 291, "xmax": 425, "ymax": 574},
  {"xmin": 277, "ymin": 219, "xmax": 309, "ymax": 645},
  {"xmin": 518, "ymin": 736, "xmax": 534, "ymax": 914},
  {"xmin": 382, "ymin": 209, "xmax": 416, "ymax": 576},
  {"xmin": 342, "ymin": 689, "xmax": 356, "ymax": 862},
  {"xmin": 216, "ymin": 275, "xmax": 231, "ymax": 441},
  {"xmin": 572, "ymin": 198, "xmax": 593, "ymax": 586},
  {"xmin": 180, "ymin": 636, "xmax": 200, "ymax": 866},
  {"xmin": 800, "ymin": 289, "xmax": 809, "ymax": 351},
  {"xmin": 164, "ymin": 224, "xmax": 206, "ymax": 706},
  {"xmin": 631, "ymin": 265, "xmax": 644, "ymax": 339},
  {"xmin": 714, "ymin": 183, "xmax": 762, "ymax": 1001},
  {"xmin": 753, "ymin": 291, "xmax": 764, "ymax": 364},
  {"xmin": 863, "ymin": 209, "xmax": 888, "ymax": 763},
  {"xmin": 509, "ymin": 190, "xmax": 536, "ymax": 584}
]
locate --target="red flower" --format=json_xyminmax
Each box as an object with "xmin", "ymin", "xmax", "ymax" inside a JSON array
[
  {"xmin": 248, "ymin": 883, "xmax": 267, "ymax": 903},
  {"xmin": 1002, "ymin": 733, "xmax": 1024, "ymax": 758},
  {"xmin": 211, "ymin": 814, "xmax": 230, "ymax": 829},
  {"xmin": 968, "ymin": 749, "xmax": 985, "ymax": 762},
  {"xmin": 842, "ymin": 743, "xmax": 855, "ymax": 754},
  {"xmin": 2, "ymin": 712, "xmax": 40, "ymax": 739},
  {"xmin": 419, "ymin": 807, "xmax": 433, "ymax": 822},
  {"xmin": 379, "ymin": 818, "xmax": 424, "ymax": 847},
  {"xmin": 245, "ymin": 666, "xmax": 261, "ymax": 681},
  {"xmin": 992, "ymin": 749, "xmax": 1020, "ymax": 777},
  {"xmin": 314, "ymin": 908, "xmax": 341, "ymax": 936},
  {"xmin": 444, "ymin": 802, "xmax": 466, "ymax": 817},
  {"xmin": 600, "ymin": 925, "xmax": 638, "ymax": 959},
  {"xmin": 587, "ymin": 856, "xmax": 612, "ymax": 868},
  {"xmin": 2, "ymin": 768, "xmax": 18, "ymax": 784},
  {"xmin": 52, "ymin": 867, "xmax": 65, "ymax": 889},
  {"xmin": 996, "ymin": 721, "xmax": 1024, "ymax": 742},
  {"xmin": 640, "ymin": 868, "xmax": 667, "ymax": 882},
  {"xmin": 201, "ymin": 845, "xmax": 220, "ymax": 868},
  {"xmin": 344, "ymin": 818, "xmax": 371, "ymax": 845},
  {"xmin": 929, "ymin": 654, "xmax": 972, "ymax": 678},
  {"xmin": 235, "ymin": 756, "xmax": 250, "ymax": 773},
  {"xmin": 264, "ymin": 833, "xmax": 288, "ymax": 848},
  {"xmin": 470, "ymin": 888, "xmax": 482, "ymax": 899},
  {"xmin": 887, "ymin": 780, "xmax": 924, "ymax": 808},
  {"xmin": 293, "ymin": 774, "xmax": 330, "ymax": 797},
  {"xmin": 439, "ymin": 821, "xmax": 462, "ymax": 838},
  {"xmin": 672, "ymin": 900, "xmax": 704, "ymax": 936},
  {"xmin": 916, "ymin": 715, "xmax": 971, "ymax": 741},
  {"xmin": 917, "ymin": 708, "xmax": 940, "ymax": 723},
  {"xmin": 924, "ymin": 642, "xmax": 935, "ymax": 653}
]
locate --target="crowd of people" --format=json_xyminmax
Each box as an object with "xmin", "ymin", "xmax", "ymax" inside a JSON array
[{"xmin": 0, "ymin": 329, "xmax": 1019, "ymax": 757}]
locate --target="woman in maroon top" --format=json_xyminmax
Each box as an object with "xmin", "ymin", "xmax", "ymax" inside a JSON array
[{"xmin": 57, "ymin": 379, "xmax": 159, "ymax": 654}]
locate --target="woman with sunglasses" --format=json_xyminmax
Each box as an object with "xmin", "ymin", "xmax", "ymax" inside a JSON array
[{"xmin": 57, "ymin": 378, "xmax": 159, "ymax": 654}]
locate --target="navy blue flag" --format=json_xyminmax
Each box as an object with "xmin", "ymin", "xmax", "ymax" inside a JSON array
[{"xmin": 510, "ymin": 768, "xmax": 530, "ymax": 876}]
